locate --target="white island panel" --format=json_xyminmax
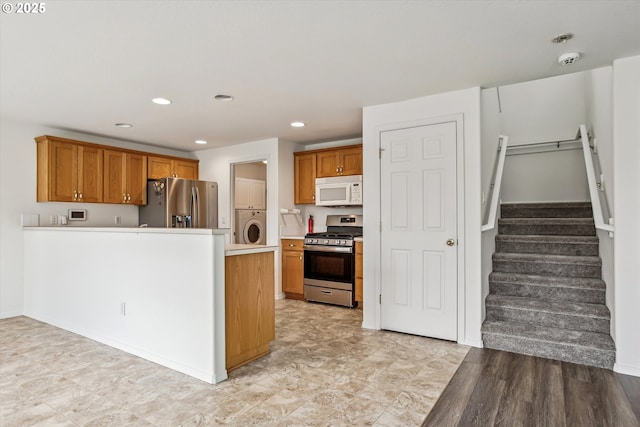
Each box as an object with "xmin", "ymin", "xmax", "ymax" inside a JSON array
[{"xmin": 23, "ymin": 228, "xmax": 228, "ymax": 384}]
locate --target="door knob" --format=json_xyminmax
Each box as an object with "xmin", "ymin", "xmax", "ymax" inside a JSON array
[{"xmin": 446, "ymin": 239, "xmax": 456, "ymax": 246}]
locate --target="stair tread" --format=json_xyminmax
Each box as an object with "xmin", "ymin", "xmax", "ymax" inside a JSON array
[
  {"xmin": 489, "ymin": 272, "xmax": 605, "ymax": 290},
  {"xmin": 499, "ymin": 218, "xmax": 594, "ymax": 224},
  {"xmin": 482, "ymin": 320, "xmax": 615, "ymax": 350},
  {"xmin": 493, "ymin": 252, "xmax": 601, "ymax": 265},
  {"xmin": 501, "ymin": 202, "xmax": 592, "ymax": 209},
  {"xmin": 485, "ymin": 294, "xmax": 610, "ymax": 319},
  {"xmin": 496, "ymin": 234, "xmax": 598, "ymax": 243}
]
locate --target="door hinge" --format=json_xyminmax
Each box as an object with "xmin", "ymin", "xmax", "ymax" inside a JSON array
[
  {"xmin": 379, "ymin": 294, "xmax": 382, "ymax": 304},
  {"xmin": 379, "ymin": 147, "xmax": 384, "ymax": 159},
  {"xmin": 379, "ymin": 221, "xmax": 382, "ymax": 232}
]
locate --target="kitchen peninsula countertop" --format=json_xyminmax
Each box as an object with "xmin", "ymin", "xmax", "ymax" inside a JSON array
[
  {"xmin": 24, "ymin": 226, "xmax": 230, "ymax": 235},
  {"xmin": 225, "ymin": 244, "xmax": 278, "ymax": 256}
]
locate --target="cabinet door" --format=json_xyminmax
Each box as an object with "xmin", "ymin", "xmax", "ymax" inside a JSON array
[
  {"xmin": 340, "ymin": 146, "xmax": 363, "ymax": 176},
  {"xmin": 48, "ymin": 140, "xmax": 78, "ymax": 202},
  {"xmin": 282, "ymin": 250, "xmax": 304, "ymax": 294},
  {"xmin": 355, "ymin": 241, "xmax": 363, "ymax": 306},
  {"xmin": 77, "ymin": 145, "xmax": 103, "ymax": 203},
  {"xmin": 234, "ymin": 178, "xmax": 252, "ymax": 209},
  {"xmin": 250, "ymin": 179, "xmax": 266, "ymax": 209},
  {"xmin": 174, "ymin": 159, "xmax": 198, "ymax": 179},
  {"xmin": 148, "ymin": 156, "xmax": 173, "ymax": 179},
  {"xmin": 127, "ymin": 153, "xmax": 148, "ymax": 205},
  {"xmin": 103, "ymin": 150, "xmax": 127, "ymax": 203},
  {"xmin": 294, "ymin": 153, "xmax": 316, "ymax": 204},
  {"xmin": 316, "ymin": 151, "xmax": 340, "ymax": 178}
]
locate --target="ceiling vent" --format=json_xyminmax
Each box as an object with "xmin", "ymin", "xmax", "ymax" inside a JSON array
[{"xmin": 558, "ymin": 52, "xmax": 581, "ymax": 66}]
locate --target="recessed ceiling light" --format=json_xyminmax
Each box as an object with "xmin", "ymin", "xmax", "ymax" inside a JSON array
[
  {"xmin": 290, "ymin": 121, "xmax": 306, "ymax": 128},
  {"xmin": 558, "ymin": 52, "xmax": 581, "ymax": 66},
  {"xmin": 114, "ymin": 123, "xmax": 132, "ymax": 128},
  {"xmin": 195, "ymin": 140, "xmax": 208, "ymax": 145},
  {"xmin": 552, "ymin": 33, "xmax": 574, "ymax": 44},
  {"xmin": 152, "ymin": 97, "xmax": 172, "ymax": 105},
  {"xmin": 214, "ymin": 94, "xmax": 234, "ymax": 102}
]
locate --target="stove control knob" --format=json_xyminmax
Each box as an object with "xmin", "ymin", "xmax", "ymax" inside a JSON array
[{"xmin": 323, "ymin": 239, "xmax": 329, "ymax": 244}]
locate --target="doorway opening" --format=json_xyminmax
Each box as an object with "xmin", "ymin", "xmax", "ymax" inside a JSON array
[{"xmin": 232, "ymin": 161, "xmax": 267, "ymax": 244}]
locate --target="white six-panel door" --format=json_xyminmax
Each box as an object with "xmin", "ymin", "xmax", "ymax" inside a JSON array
[{"xmin": 380, "ymin": 121, "xmax": 458, "ymax": 340}]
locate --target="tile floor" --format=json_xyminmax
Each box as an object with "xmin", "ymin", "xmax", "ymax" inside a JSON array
[{"xmin": 1, "ymin": 299, "xmax": 469, "ymax": 426}]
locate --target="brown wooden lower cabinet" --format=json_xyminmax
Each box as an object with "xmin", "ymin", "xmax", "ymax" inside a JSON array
[
  {"xmin": 281, "ymin": 239, "xmax": 305, "ymax": 300},
  {"xmin": 225, "ymin": 251, "xmax": 275, "ymax": 372}
]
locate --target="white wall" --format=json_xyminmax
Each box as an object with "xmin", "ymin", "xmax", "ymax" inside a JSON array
[
  {"xmin": 235, "ymin": 162, "xmax": 267, "ymax": 181},
  {"xmin": 23, "ymin": 229, "xmax": 227, "ymax": 384},
  {"xmin": 195, "ymin": 138, "xmax": 280, "ymax": 244},
  {"xmin": 0, "ymin": 117, "xmax": 193, "ymax": 319},
  {"xmin": 362, "ymin": 87, "xmax": 482, "ymax": 347},
  {"xmin": 498, "ymin": 73, "xmax": 590, "ymax": 203},
  {"xmin": 612, "ymin": 55, "xmax": 640, "ymax": 376},
  {"xmin": 196, "ymin": 138, "xmax": 295, "ymax": 298}
]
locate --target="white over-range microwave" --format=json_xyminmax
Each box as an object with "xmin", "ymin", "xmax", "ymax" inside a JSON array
[{"xmin": 315, "ymin": 175, "xmax": 363, "ymax": 206}]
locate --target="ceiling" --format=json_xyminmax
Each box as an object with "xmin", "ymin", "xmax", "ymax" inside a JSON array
[{"xmin": 1, "ymin": 1, "xmax": 639, "ymax": 152}]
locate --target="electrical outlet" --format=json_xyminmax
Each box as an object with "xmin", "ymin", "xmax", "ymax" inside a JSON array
[
  {"xmin": 115, "ymin": 216, "xmax": 122, "ymax": 225},
  {"xmin": 50, "ymin": 215, "xmax": 58, "ymax": 225}
]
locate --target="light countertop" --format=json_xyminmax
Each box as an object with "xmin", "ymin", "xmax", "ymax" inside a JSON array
[
  {"xmin": 23, "ymin": 226, "xmax": 231, "ymax": 235},
  {"xmin": 225, "ymin": 244, "xmax": 279, "ymax": 256},
  {"xmin": 280, "ymin": 236, "xmax": 305, "ymax": 240}
]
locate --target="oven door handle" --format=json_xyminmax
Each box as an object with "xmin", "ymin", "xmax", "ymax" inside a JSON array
[{"xmin": 303, "ymin": 245, "xmax": 353, "ymax": 253}]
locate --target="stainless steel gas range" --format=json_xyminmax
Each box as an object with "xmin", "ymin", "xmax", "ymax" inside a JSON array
[{"xmin": 303, "ymin": 215, "xmax": 362, "ymax": 308}]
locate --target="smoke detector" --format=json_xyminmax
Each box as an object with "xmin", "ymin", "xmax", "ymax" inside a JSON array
[{"xmin": 558, "ymin": 52, "xmax": 581, "ymax": 66}]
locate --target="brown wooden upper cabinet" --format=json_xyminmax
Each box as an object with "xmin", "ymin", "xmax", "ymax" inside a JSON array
[
  {"xmin": 36, "ymin": 135, "xmax": 198, "ymax": 206},
  {"xmin": 316, "ymin": 145, "xmax": 362, "ymax": 178},
  {"xmin": 294, "ymin": 153, "xmax": 317, "ymax": 204},
  {"xmin": 103, "ymin": 150, "xmax": 148, "ymax": 205},
  {"xmin": 36, "ymin": 136, "xmax": 103, "ymax": 203},
  {"xmin": 148, "ymin": 156, "xmax": 199, "ymax": 180},
  {"xmin": 293, "ymin": 144, "xmax": 362, "ymax": 204}
]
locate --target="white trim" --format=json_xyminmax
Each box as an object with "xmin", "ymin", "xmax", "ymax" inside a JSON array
[
  {"xmin": 614, "ymin": 362, "xmax": 640, "ymax": 378},
  {"xmin": 0, "ymin": 310, "xmax": 23, "ymax": 319}
]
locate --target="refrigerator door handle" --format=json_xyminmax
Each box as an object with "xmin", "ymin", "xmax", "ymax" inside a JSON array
[{"xmin": 191, "ymin": 185, "xmax": 199, "ymax": 228}]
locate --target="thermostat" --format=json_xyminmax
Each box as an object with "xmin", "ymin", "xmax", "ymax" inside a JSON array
[{"xmin": 68, "ymin": 209, "xmax": 87, "ymax": 221}]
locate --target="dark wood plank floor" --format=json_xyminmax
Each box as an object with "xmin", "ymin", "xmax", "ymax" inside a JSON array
[{"xmin": 423, "ymin": 348, "xmax": 640, "ymax": 427}]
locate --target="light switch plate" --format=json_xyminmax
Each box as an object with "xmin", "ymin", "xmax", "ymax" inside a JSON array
[{"xmin": 21, "ymin": 213, "xmax": 39, "ymax": 227}]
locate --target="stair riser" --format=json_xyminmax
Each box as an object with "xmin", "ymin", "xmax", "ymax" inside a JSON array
[
  {"xmin": 490, "ymin": 282, "xmax": 605, "ymax": 305},
  {"xmin": 495, "ymin": 241, "xmax": 599, "ymax": 256},
  {"xmin": 486, "ymin": 306, "xmax": 610, "ymax": 334},
  {"xmin": 498, "ymin": 224, "xmax": 595, "ymax": 236},
  {"xmin": 493, "ymin": 259, "xmax": 601, "ymax": 278},
  {"xmin": 482, "ymin": 333, "xmax": 614, "ymax": 369},
  {"xmin": 501, "ymin": 207, "xmax": 593, "ymax": 219}
]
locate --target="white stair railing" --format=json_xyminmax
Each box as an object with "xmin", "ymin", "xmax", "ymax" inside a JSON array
[
  {"xmin": 578, "ymin": 124, "xmax": 614, "ymax": 236},
  {"xmin": 482, "ymin": 135, "xmax": 509, "ymax": 232}
]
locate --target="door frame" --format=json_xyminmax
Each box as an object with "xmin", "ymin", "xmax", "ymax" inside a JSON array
[{"xmin": 371, "ymin": 113, "xmax": 467, "ymax": 343}]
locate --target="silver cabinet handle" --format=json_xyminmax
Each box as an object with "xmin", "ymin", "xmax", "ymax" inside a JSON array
[
  {"xmin": 446, "ymin": 239, "xmax": 456, "ymax": 246},
  {"xmin": 289, "ymin": 244, "xmax": 295, "ymax": 247}
]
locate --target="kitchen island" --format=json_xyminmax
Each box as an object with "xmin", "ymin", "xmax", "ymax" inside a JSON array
[{"xmin": 22, "ymin": 227, "xmax": 277, "ymax": 384}]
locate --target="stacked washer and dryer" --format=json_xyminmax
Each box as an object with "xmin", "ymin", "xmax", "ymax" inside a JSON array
[{"xmin": 235, "ymin": 209, "xmax": 266, "ymax": 245}]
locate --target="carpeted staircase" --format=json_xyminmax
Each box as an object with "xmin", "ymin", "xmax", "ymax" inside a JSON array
[{"xmin": 481, "ymin": 202, "xmax": 615, "ymax": 369}]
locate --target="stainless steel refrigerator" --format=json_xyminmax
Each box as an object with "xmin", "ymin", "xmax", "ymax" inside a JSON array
[{"xmin": 139, "ymin": 178, "xmax": 218, "ymax": 228}]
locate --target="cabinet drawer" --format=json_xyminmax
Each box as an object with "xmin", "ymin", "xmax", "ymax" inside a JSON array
[{"xmin": 282, "ymin": 239, "xmax": 304, "ymax": 251}]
